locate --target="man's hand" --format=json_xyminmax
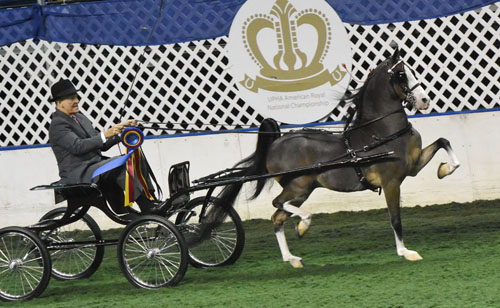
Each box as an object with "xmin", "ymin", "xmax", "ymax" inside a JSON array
[
  {"xmin": 121, "ymin": 119, "xmax": 138, "ymax": 127},
  {"xmin": 103, "ymin": 119, "xmax": 138, "ymax": 139}
]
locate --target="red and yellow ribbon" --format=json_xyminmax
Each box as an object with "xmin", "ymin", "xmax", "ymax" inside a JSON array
[{"xmin": 121, "ymin": 127, "xmax": 154, "ymax": 207}]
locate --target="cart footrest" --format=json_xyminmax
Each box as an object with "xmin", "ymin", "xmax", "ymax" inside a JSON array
[{"xmin": 28, "ymin": 218, "xmax": 58, "ymax": 229}]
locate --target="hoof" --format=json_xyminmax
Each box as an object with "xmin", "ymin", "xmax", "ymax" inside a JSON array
[
  {"xmin": 289, "ymin": 258, "xmax": 304, "ymax": 268},
  {"xmin": 403, "ymin": 250, "xmax": 423, "ymax": 261},
  {"xmin": 438, "ymin": 162, "xmax": 459, "ymax": 179},
  {"xmin": 437, "ymin": 162, "xmax": 448, "ymax": 179},
  {"xmin": 295, "ymin": 217, "xmax": 311, "ymax": 239},
  {"xmin": 295, "ymin": 222, "xmax": 309, "ymax": 239}
]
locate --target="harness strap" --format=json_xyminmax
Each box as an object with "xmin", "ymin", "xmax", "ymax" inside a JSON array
[
  {"xmin": 344, "ymin": 123, "xmax": 413, "ymax": 192},
  {"xmin": 344, "ymin": 137, "xmax": 380, "ymax": 192},
  {"xmin": 344, "ymin": 108, "xmax": 403, "ymax": 133}
]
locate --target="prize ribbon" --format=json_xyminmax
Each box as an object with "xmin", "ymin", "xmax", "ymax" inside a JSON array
[{"xmin": 91, "ymin": 127, "xmax": 154, "ymax": 207}]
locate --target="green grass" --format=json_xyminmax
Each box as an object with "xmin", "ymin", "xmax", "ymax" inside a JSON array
[{"xmin": 4, "ymin": 200, "xmax": 500, "ymax": 308}]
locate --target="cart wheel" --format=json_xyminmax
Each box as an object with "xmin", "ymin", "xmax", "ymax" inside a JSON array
[
  {"xmin": 175, "ymin": 197, "xmax": 245, "ymax": 268},
  {"xmin": 117, "ymin": 215, "xmax": 188, "ymax": 289},
  {"xmin": 38, "ymin": 207, "xmax": 104, "ymax": 281},
  {"xmin": 0, "ymin": 226, "xmax": 51, "ymax": 301}
]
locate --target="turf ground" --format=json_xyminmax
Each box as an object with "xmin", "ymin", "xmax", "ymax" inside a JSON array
[{"xmin": 4, "ymin": 199, "xmax": 500, "ymax": 308}]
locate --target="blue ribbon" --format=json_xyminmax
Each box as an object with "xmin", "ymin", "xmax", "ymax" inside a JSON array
[{"xmin": 91, "ymin": 127, "xmax": 144, "ymax": 181}]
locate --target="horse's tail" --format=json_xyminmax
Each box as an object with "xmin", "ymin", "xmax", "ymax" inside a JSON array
[
  {"xmin": 193, "ymin": 118, "xmax": 280, "ymax": 244},
  {"xmin": 218, "ymin": 117, "xmax": 281, "ymax": 209}
]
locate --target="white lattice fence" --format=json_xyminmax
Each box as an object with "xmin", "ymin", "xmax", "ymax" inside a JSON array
[{"xmin": 0, "ymin": 3, "xmax": 499, "ymax": 147}]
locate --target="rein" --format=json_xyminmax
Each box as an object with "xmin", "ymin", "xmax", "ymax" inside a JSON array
[{"xmin": 136, "ymin": 122, "xmax": 345, "ymax": 135}]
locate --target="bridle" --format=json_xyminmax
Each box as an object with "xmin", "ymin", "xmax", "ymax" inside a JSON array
[
  {"xmin": 344, "ymin": 58, "xmax": 424, "ymax": 134},
  {"xmin": 343, "ymin": 58, "xmax": 424, "ymax": 149},
  {"xmin": 387, "ymin": 59, "xmax": 422, "ymax": 110}
]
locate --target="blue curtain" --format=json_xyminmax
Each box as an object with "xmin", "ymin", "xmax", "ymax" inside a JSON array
[{"xmin": 0, "ymin": 0, "xmax": 497, "ymax": 46}]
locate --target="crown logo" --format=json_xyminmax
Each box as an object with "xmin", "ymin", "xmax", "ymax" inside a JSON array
[{"xmin": 240, "ymin": 0, "xmax": 346, "ymax": 92}]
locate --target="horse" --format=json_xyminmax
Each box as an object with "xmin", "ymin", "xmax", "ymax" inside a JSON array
[{"xmin": 205, "ymin": 47, "xmax": 460, "ymax": 268}]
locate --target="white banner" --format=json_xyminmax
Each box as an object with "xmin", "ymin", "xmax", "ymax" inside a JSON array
[{"xmin": 228, "ymin": 0, "xmax": 352, "ymax": 124}]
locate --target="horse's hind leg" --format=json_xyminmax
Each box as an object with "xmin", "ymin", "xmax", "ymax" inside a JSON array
[
  {"xmin": 271, "ymin": 185, "xmax": 312, "ymax": 268},
  {"xmin": 272, "ymin": 209, "xmax": 304, "ymax": 268},
  {"xmin": 409, "ymin": 138, "xmax": 460, "ymax": 178}
]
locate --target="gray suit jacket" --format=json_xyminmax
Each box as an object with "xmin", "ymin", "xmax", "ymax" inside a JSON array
[{"xmin": 49, "ymin": 109, "xmax": 120, "ymax": 184}]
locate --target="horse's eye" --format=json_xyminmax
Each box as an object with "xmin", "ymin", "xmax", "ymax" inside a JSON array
[{"xmin": 397, "ymin": 71, "xmax": 406, "ymax": 79}]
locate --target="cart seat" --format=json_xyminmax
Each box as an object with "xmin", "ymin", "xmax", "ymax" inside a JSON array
[
  {"xmin": 30, "ymin": 182, "xmax": 103, "ymax": 204},
  {"xmin": 29, "ymin": 182, "xmax": 106, "ymax": 231}
]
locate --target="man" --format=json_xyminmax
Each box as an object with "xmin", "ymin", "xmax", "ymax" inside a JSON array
[{"xmin": 48, "ymin": 79, "xmax": 159, "ymax": 213}]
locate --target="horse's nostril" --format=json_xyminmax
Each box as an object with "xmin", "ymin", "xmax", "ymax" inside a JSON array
[{"xmin": 422, "ymin": 97, "xmax": 429, "ymax": 104}]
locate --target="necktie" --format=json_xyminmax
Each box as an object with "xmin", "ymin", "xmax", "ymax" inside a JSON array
[
  {"xmin": 72, "ymin": 115, "xmax": 90, "ymax": 137},
  {"xmin": 71, "ymin": 115, "xmax": 80, "ymax": 125}
]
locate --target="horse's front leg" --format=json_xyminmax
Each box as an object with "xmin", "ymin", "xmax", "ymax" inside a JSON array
[
  {"xmin": 282, "ymin": 202, "xmax": 312, "ymax": 238},
  {"xmin": 383, "ymin": 182, "xmax": 423, "ymax": 261},
  {"xmin": 437, "ymin": 138, "xmax": 461, "ymax": 179},
  {"xmin": 409, "ymin": 138, "xmax": 460, "ymax": 178}
]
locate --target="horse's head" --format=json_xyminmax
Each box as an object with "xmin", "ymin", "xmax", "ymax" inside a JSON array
[
  {"xmin": 386, "ymin": 48, "xmax": 430, "ymax": 110},
  {"xmin": 343, "ymin": 48, "xmax": 431, "ymax": 128}
]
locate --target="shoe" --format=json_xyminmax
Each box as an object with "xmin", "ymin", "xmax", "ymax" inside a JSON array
[
  {"xmin": 142, "ymin": 200, "xmax": 168, "ymax": 215},
  {"xmin": 136, "ymin": 195, "xmax": 167, "ymax": 215}
]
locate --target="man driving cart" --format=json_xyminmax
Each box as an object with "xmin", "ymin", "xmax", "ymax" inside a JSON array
[{"xmin": 48, "ymin": 79, "xmax": 162, "ymax": 214}]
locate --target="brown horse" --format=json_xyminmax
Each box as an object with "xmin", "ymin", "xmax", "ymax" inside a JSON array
[{"xmin": 210, "ymin": 48, "xmax": 460, "ymax": 268}]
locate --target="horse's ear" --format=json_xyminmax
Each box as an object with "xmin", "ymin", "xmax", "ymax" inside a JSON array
[{"xmin": 391, "ymin": 46, "xmax": 400, "ymax": 62}]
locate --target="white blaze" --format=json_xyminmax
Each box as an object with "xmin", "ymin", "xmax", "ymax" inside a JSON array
[{"xmin": 404, "ymin": 65, "xmax": 430, "ymax": 110}]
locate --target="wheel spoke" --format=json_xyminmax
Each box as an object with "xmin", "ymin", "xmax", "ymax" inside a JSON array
[
  {"xmin": 20, "ymin": 270, "xmax": 38, "ymax": 291},
  {"xmin": 0, "ymin": 255, "xmax": 9, "ymax": 264},
  {"xmin": 156, "ymin": 257, "xmax": 175, "ymax": 279},
  {"xmin": 129, "ymin": 234, "xmax": 149, "ymax": 253},
  {"xmin": 157, "ymin": 255, "xmax": 180, "ymax": 269},
  {"xmin": 21, "ymin": 255, "xmax": 44, "ymax": 265},
  {"xmin": 124, "ymin": 254, "xmax": 148, "ymax": 262},
  {"xmin": 1, "ymin": 238, "xmax": 12, "ymax": 260},
  {"xmin": 123, "ymin": 247, "xmax": 145, "ymax": 254},
  {"xmin": 129, "ymin": 255, "xmax": 149, "ymax": 272}
]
